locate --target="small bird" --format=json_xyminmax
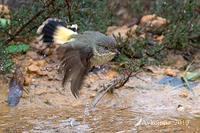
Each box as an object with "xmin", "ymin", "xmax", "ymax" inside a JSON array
[{"xmin": 37, "ymin": 18, "xmax": 119, "ymax": 98}]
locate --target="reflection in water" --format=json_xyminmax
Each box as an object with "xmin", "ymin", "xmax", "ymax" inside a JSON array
[{"xmin": 0, "ymin": 104, "xmax": 200, "ymax": 133}]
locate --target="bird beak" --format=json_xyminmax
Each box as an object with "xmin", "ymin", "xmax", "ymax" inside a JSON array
[{"xmin": 67, "ymin": 24, "xmax": 78, "ymax": 32}]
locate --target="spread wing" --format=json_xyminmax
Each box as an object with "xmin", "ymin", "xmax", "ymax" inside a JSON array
[{"xmin": 57, "ymin": 43, "xmax": 93, "ymax": 98}]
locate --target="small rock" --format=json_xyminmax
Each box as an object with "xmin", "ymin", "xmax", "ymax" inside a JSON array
[
  {"xmin": 151, "ymin": 17, "xmax": 168, "ymax": 29},
  {"xmin": 89, "ymin": 93, "xmax": 96, "ymax": 98},
  {"xmin": 179, "ymin": 93, "xmax": 188, "ymax": 98},
  {"xmin": 164, "ymin": 68, "xmax": 179, "ymax": 77},
  {"xmin": 26, "ymin": 51, "xmax": 39, "ymax": 60},
  {"xmin": 0, "ymin": 5, "xmax": 9, "ymax": 15},
  {"xmin": 28, "ymin": 64, "xmax": 40, "ymax": 74},
  {"xmin": 24, "ymin": 75, "xmax": 31, "ymax": 86},
  {"xmin": 27, "ymin": 60, "xmax": 48, "ymax": 75},
  {"xmin": 37, "ymin": 70, "xmax": 47, "ymax": 76},
  {"xmin": 106, "ymin": 25, "xmax": 137, "ymax": 39},
  {"xmin": 176, "ymin": 105, "xmax": 184, "ymax": 111},
  {"xmin": 36, "ymin": 59, "xmax": 46, "ymax": 67},
  {"xmin": 140, "ymin": 14, "xmax": 168, "ymax": 31},
  {"xmin": 140, "ymin": 14, "xmax": 157, "ymax": 25}
]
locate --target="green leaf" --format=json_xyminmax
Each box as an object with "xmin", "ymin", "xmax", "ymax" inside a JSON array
[
  {"xmin": 185, "ymin": 72, "xmax": 200, "ymax": 81},
  {"xmin": 4, "ymin": 59, "xmax": 14, "ymax": 67},
  {"xmin": 0, "ymin": 18, "xmax": 10, "ymax": 28},
  {"xmin": 182, "ymin": 76, "xmax": 195, "ymax": 95},
  {"xmin": 6, "ymin": 44, "xmax": 30, "ymax": 54}
]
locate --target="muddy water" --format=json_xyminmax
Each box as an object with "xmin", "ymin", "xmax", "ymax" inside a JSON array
[
  {"xmin": 0, "ymin": 104, "xmax": 200, "ymax": 133},
  {"xmin": 1, "ymin": 71, "xmax": 200, "ymax": 132}
]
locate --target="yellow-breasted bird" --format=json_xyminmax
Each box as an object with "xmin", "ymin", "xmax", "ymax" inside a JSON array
[{"xmin": 37, "ymin": 18, "xmax": 119, "ymax": 98}]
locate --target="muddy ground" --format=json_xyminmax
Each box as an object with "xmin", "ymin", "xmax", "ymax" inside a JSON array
[{"xmin": 0, "ymin": 43, "xmax": 200, "ymax": 132}]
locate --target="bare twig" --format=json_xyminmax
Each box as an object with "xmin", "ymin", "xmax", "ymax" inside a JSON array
[
  {"xmin": 92, "ymin": 69, "xmax": 142, "ymax": 107},
  {"xmin": 6, "ymin": 0, "xmax": 55, "ymax": 44},
  {"xmin": 65, "ymin": 0, "xmax": 72, "ymax": 22},
  {"xmin": 27, "ymin": 3, "xmax": 64, "ymax": 33}
]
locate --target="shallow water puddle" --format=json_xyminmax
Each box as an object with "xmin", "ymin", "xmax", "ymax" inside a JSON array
[
  {"xmin": 158, "ymin": 76, "xmax": 199, "ymax": 90},
  {"xmin": 1, "ymin": 71, "xmax": 200, "ymax": 132},
  {"xmin": 0, "ymin": 104, "xmax": 200, "ymax": 133}
]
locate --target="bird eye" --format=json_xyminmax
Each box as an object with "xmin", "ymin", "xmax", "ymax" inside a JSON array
[{"xmin": 69, "ymin": 27, "xmax": 76, "ymax": 32}]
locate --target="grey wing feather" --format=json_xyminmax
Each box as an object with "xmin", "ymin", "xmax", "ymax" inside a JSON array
[{"xmin": 57, "ymin": 43, "xmax": 93, "ymax": 98}]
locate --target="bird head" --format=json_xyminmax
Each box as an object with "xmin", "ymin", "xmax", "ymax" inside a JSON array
[
  {"xmin": 96, "ymin": 36, "xmax": 120, "ymax": 55},
  {"xmin": 90, "ymin": 36, "xmax": 120, "ymax": 66},
  {"xmin": 67, "ymin": 24, "xmax": 78, "ymax": 33}
]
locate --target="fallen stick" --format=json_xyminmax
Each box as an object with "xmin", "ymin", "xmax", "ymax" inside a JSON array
[{"xmin": 91, "ymin": 70, "xmax": 142, "ymax": 107}]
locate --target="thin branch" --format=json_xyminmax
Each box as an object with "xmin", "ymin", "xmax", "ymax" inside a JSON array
[
  {"xmin": 27, "ymin": 4, "xmax": 63, "ymax": 33},
  {"xmin": 92, "ymin": 69, "xmax": 142, "ymax": 107},
  {"xmin": 6, "ymin": 0, "xmax": 55, "ymax": 44},
  {"xmin": 65, "ymin": 0, "xmax": 72, "ymax": 22}
]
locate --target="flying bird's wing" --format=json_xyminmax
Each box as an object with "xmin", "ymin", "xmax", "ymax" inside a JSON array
[{"xmin": 57, "ymin": 43, "xmax": 93, "ymax": 98}]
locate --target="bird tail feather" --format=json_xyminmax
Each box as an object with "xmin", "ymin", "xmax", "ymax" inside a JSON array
[{"xmin": 37, "ymin": 18, "xmax": 77, "ymax": 45}]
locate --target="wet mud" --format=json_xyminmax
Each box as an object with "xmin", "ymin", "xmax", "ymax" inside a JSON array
[{"xmin": 1, "ymin": 67, "xmax": 200, "ymax": 132}]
